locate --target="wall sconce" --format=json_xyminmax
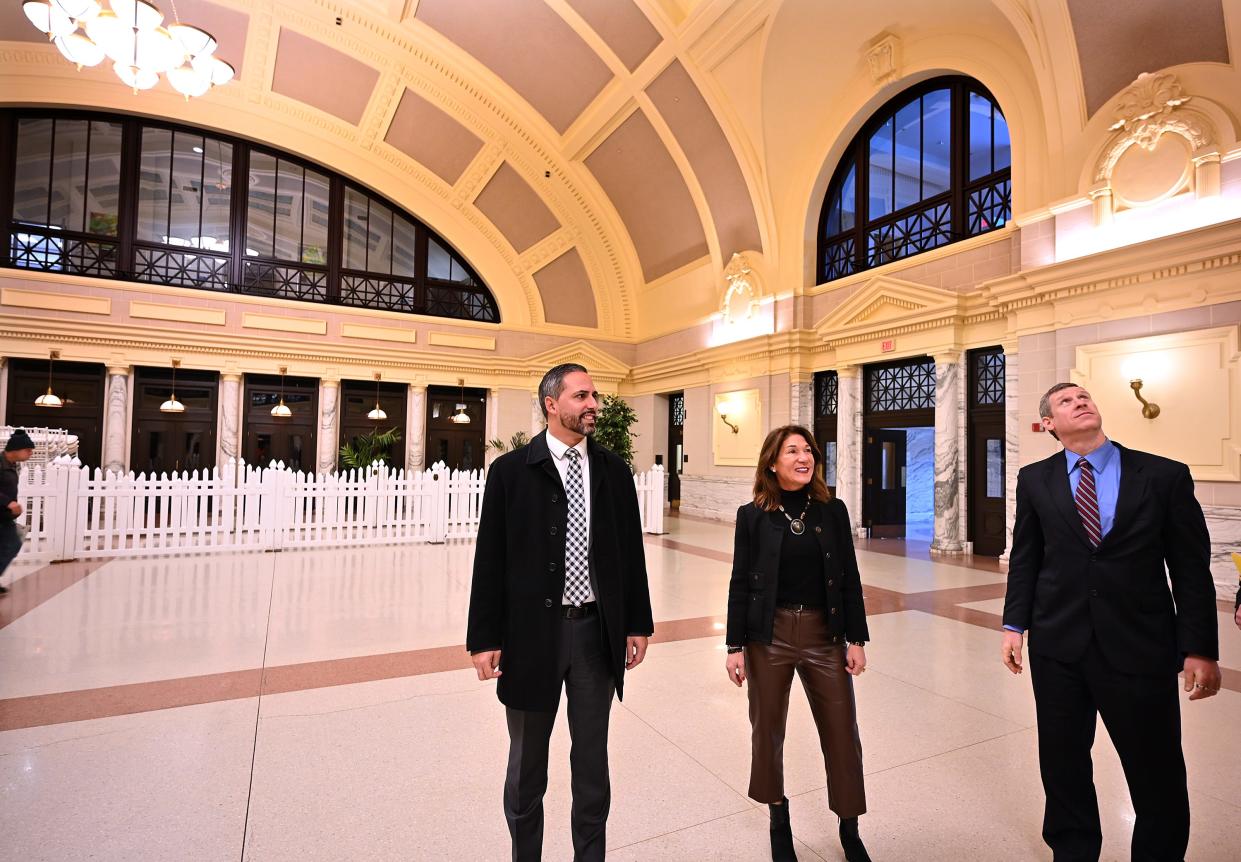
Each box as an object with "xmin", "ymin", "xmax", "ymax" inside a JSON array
[
  {"xmin": 160, "ymin": 359, "xmax": 186, "ymax": 413},
  {"xmin": 715, "ymin": 400, "xmax": 739, "ymax": 434},
  {"xmin": 271, "ymin": 366, "xmax": 292, "ymax": 418},
  {"xmin": 34, "ymin": 349, "xmax": 63, "ymax": 408},
  {"xmin": 1129, "ymin": 378, "xmax": 1160, "ymax": 419},
  {"xmin": 367, "ymin": 372, "xmax": 387, "ymax": 422}
]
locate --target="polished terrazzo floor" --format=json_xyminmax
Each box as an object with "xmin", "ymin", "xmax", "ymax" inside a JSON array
[{"xmin": 1, "ymin": 514, "xmax": 1238, "ymax": 861}]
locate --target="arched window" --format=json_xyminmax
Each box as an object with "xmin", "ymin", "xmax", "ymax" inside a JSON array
[
  {"xmin": 2, "ymin": 109, "xmax": 499, "ymax": 323},
  {"xmin": 818, "ymin": 77, "xmax": 1011, "ymax": 282}
]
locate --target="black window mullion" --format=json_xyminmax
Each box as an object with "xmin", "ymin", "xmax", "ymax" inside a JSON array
[
  {"xmin": 298, "ymin": 168, "xmax": 306, "ymax": 264},
  {"xmin": 117, "ymin": 119, "xmax": 140, "ymax": 275},
  {"xmin": 45, "ymin": 119, "xmax": 55, "ymax": 232},
  {"xmin": 415, "ymin": 225, "xmax": 428, "ymax": 313},
  {"xmin": 196, "ymin": 134, "xmax": 206, "ymax": 247},
  {"xmin": 951, "ymin": 83, "xmax": 965, "ymax": 242},
  {"xmin": 325, "ymin": 175, "xmax": 343, "ymax": 303},
  {"xmin": 228, "ymin": 143, "xmax": 248, "ymax": 290},
  {"xmin": 854, "ymin": 140, "xmax": 866, "ymax": 273},
  {"xmin": 81, "ymin": 121, "xmax": 91, "ymax": 235},
  {"xmin": 270, "ymin": 156, "xmax": 278, "ymax": 261},
  {"xmin": 165, "ymin": 131, "xmax": 175, "ymax": 245}
]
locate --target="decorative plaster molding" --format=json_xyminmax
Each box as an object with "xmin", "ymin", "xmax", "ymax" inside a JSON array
[{"xmin": 864, "ymin": 32, "xmax": 901, "ymax": 84}]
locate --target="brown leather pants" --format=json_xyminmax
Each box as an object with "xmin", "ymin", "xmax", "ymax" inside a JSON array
[{"xmin": 745, "ymin": 606, "xmax": 866, "ymax": 816}]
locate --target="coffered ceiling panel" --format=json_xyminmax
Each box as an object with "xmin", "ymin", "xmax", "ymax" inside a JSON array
[
  {"xmin": 270, "ymin": 29, "xmax": 379, "ymax": 125},
  {"xmin": 534, "ymin": 248, "xmax": 598, "ymax": 327},
  {"xmin": 1067, "ymin": 0, "xmax": 1229, "ymax": 116},
  {"xmin": 415, "ymin": 0, "xmax": 614, "ymax": 134},
  {"xmin": 566, "ymin": 0, "xmax": 662, "ymax": 72},
  {"xmin": 647, "ymin": 60, "xmax": 762, "ymax": 259},
  {"xmin": 165, "ymin": 0, "xmax": 249, "ymax": 78},
  {"xmin": 384, "ymin": 89, "xmax": 484, "ymax": 185},
  {"xmin": 585, "ymin": 109, "xmax": 709, "ymax": 282},
  {"xmin": 473, "ymin": 163, "xmax": 561, "ymax": 253}
]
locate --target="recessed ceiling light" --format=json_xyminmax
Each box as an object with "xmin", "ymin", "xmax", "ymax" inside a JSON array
[{"xmin": 193, "ymin": 146, "xmax": 204, "ymax": 154}]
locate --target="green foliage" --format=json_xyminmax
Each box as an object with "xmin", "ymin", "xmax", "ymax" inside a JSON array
[
  {"xmin": 486, "ymin": 430, "xmax": 531, "ymax": 453},
  {"xmin": 339, "ymin": 426, "xmax": 403, "ymax": 470},
  {"xmin": 593, "ymin": 394, "xmax": 638, "ymax": 470}
]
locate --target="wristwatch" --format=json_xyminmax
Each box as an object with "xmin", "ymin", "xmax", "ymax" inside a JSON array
[
  {"xmin": 726, "ymin": 645, "xmax": 744, "ymax": 654},
  {"xmin": 848, "ymin": 641, "xmax": 866, "ymax": 647}
]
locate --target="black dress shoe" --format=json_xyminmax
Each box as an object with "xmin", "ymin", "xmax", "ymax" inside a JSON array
[
  {"xmin": 768, "ymin": 797, "xmax": 797, "ymax": 861},
  {"xmin": 839, "ymin": 817, "xmax": 872, "ymax": 862}
]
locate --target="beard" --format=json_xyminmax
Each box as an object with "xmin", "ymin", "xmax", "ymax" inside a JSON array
[{"xmin": 562, "ymin": 409, "xmax": 596, "ymax": 436}]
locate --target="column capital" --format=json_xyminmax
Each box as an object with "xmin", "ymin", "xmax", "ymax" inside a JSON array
[
  {"xmin": 932, "ymin": 351, "xmax": 963, "ymax": 365},
  {"xmin": 106, "ymin": 365, "xmax": 131, "ymax": 377},
  {"xmin": 408, "ymin": 383, "xmax": 427, "ymax": 393},
  {"xmin": 220, "ymin": 372, "xmax": 242, "ymax": 384},
  {"xmin": 320, "ymin": 377, "xmax": 340, "ymax": 387},
  {"xmin": 835, "ymin": 365, "xmax": 861, "ymax": 380}
]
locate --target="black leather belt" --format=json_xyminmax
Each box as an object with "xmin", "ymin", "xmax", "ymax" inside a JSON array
[
  {"xmin": 777, "ymin": 602, "xmax": 824, "ymax": 613},
  {"xmin": 562, "ymin": 602, "xmax": 597, "ymax": 619}
]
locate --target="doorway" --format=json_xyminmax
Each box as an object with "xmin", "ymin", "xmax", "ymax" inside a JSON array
[
  {"xmin": 242, "ymin": 373, "xmax": 317, "ymax": 471},
  {"xmin": 5, "ymin": 358, "xmax": 105, "ymax": 468},
  {"xmin": 666, "ymin": 392, "xmax": 684, "ymax": 507},
  {"xmin": 131, "ymin": 366, "xmax": 218, "ymax": 474},
  {"xmin": 338, "ymin": 379, "xmax": 407, "ymax": 470},
  {"xmin": 813, "ymin": 371, "xmax": 838, "ymax": 494},
  {"xmin": 967, "ymin": 347, "xmax": 1006, "ymax": 555},
  {"xmin": 862, "ymin": 358, "xmax": 935, "ymax": 539},
  {"xmin": 425, "ymin": 385, "xmax": 486, "ymax": 471}
]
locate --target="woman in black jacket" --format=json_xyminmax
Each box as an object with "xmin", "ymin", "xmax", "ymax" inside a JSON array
[{"xmin": 725, "ymin": 425, "xmax": 871, "ymax": 862}]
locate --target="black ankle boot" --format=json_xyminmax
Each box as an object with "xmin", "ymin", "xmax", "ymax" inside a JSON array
[
  {"xmin": 768, "ymin": 798, "xmax": 797, "ymax": 861},
  {"xmin": 839, "ymin": 817, "xmax": 872, "ymax": 862}
]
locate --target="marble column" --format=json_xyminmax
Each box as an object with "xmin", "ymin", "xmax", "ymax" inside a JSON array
[
  {"xmin": 530, "ymin": 391, "xmax": 545, "ymax": 437},
  {"xmin": 485, "ymin": 387, "xmax": 500, "ymax": 466},
  {"xmin": 1001, "ymin": 347, "xmax": 1020, "ymax": 562},
  {"xmin": 217, "ymin": 373, "xmax": 242, "ymax": 470},
  {"xmin": 317, "ymin": 379, "xmax": 339, "ymax": 474},
  {"xmin": 0, "ymin": 357, "xmax": 9, "ymax": 426},
  {"xmin": 931, "ymin": 353, "xmax": 964, "ymax": 553},
  {"xmin": 790, "ymin": 375, "xmax": 813, "ymax": 429},
  {"xmin": 102, "ymin": 366, "xmax": 129, "ymax": 474},
  {"xmin": 835, "ymin": 366, "xmax": 864, "ymax": 534},
  {"xmin": 406, "ymin": 384, "xmax": 426, "ymax": 471}
]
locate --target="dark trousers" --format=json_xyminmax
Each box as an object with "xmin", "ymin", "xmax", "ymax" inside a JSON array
[
  {"xmin": 504, "ymin": 612, "xmax": 615, "ymax": 862},
  {"xmin": 745, "ymin": 606, "xmax": 866, "ymax": 816},
  {"xmin": 0, "ymin": 519, "xmax": 21, "ymax": 579},
  {"xmin": 1030, "ymin": 640, "xmax": 1189, "ymax": 862}
]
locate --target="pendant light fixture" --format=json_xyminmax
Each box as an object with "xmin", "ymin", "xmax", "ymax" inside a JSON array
[
  {"xmin": 35, "ymin": 349, "xmax": 64, "ymax": 408},
  {"xmin": 367, "ymin": 372, "xmax": 387, "ymax": 422},
  {"xmin": 270, "ymin": 366, "xmax": 292, "ymax": 418},
  {"xmin": 159, "ymin": 358, "xmax": 186, "ymax": 413},
  {"xmin": 450, "ymin": 378, "xmax": 471, "ymax": 425}
]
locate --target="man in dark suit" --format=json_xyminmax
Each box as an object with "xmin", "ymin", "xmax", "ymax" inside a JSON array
[
  {"xmin": 1002, "ymin": 382, "xmax": 1220, "ymax": 861},
  {"xmin": 467, "ymin": 363, "xmax": 654, "ymax": 862}
]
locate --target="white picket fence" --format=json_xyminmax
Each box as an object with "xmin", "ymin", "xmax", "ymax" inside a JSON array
[{"xmin": 15, "ymin": 460, "xmax": 666, "ymax": 562}]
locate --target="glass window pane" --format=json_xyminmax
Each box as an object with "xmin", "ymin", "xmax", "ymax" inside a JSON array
[
  {"xmin": 868, "ymin": 116, "xmax": 894, "ymax": 219},
  {"xmin": 825, "ymin": 188, "xmax": 841, "ymax": 236},
  {"xmin": 137, "ymin": 127, "xmax": 172, "ymax": 242},
  {"xmin": 246, "ymin": 150, "xmax": 277, "ymax": 257},
  {"xmin": 427, "ymin": 236, "xmax": 452, "ymax": 280},
  {"xmin": 894, "ymin": 99, "xmax": 921, "ymax": 211},
  {"xmin": 199, "ymin": 138, "xmax": 231, "ymax": 251},
  {"xmin": 302, "ymin": 168, "xmax": 330, "ymax": 265},
  {"xmin": 392, "ymin": 215, "xmax": 417, "ymax": 277},
  {"xmin": 343, "ymin": 187, "xmax": 369, "ymax": 270},
  {"xmin": 168, "ymin": 131, "xmax": 204, "ymax": 246},
  {"xmin": 993, "ymin": 108, "xmax": 1011, "ymax": 173},
  {"xmin": 986, "ymin": 438, "xmax": 1003, "ymax": 498},
  {"xmin": 50, "ymin": 119, "xmax": 88, "ymax": 233},
  {"xmin": 922, "ymin": 89, "xmax": 951, "ymax": 198},
  {"xmin": 367, "ymin": 200, "xmax": 392, "ymax": 275},
  {"xmin": 87, "ymin": 120, "xmax": 123, "ymax": 236},
  {"xmin": 13, "ymin": 118, "xmax": 52, "ymax": 226},
  {"xmin": 840, "ymin": 163, "xmax": 856, "ymax": 231},
  {"xmin": 824, "ymin": 441, "xmax": 838, "ymax": 487},
  {"xmin": 274, "ymin": 159, "xmax": 302, "ymax": 262},
  {"xmin": 968, "ymin": 92, "xmax": 993, "ymax": 181}
]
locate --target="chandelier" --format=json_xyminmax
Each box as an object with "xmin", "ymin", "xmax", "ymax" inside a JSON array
[
  {"xmin": 22, "ymin": 0, "xmax": 235, "ymax": 98},
  {"xmin": 271, "ymin": 366, "xmax": 292, "ymax": 418},
  {"xmin": 450, "ymin": 378, "xmax": 471, "ymax": 425},
  {"xmin": 367, "ymin": 373, "xmax": 387, "ymax": 422},
  {"xmin": 160, "ymin": 358, "xmax": 185, "ymax": 413}
]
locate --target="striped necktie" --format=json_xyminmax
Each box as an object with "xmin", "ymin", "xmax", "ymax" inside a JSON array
[{"xmin": 1074, "ymin": 457, "xmax": 1102, "ymax": 547}]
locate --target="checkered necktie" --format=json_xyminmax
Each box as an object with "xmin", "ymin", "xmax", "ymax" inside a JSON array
[
  {"xmin": 562, "ymin": 448, "xmax": 591, "ymax": 606},
  {"xmin": 1074, "ymin": 458, "xmax": 1102, "ymax": 547}
]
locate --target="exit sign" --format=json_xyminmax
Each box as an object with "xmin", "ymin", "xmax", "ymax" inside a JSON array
[{"xmin": 881, "ymin": 339, "xmax": 895, "ymax": 353}]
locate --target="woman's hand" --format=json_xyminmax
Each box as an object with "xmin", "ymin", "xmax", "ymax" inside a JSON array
[
  {"xmin": 845, "ymin": 644, "xmax": 867, "ymax": 676},
  {"xmin": 725, "ymin": 650, "xmax": 746, "ymax": 687}
]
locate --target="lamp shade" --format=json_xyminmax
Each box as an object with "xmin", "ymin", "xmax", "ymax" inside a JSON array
[
  {"xmin": 271, "ymin": 400, "xmax": 292, "ymax": 418},
  {"xmin": 367, "ymin": 405, "xmax": 388, "ymax": 422},
  {"xmin": 159, "ymin": 396, "xmax": 186, "ymax": 413}
]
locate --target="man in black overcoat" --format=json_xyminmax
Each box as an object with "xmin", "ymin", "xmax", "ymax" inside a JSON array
[
  {"xmin": 467, "ymin": 363, "xmax": 654, "ymax": 862},
  {"xmin": 1002, "ymin": 382, "xmax": 1220, "ymax": 861}
]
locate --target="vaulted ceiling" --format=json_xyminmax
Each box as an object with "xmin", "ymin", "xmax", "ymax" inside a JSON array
[{"xmin": 0, "ymin": 0, "xmax": 1236, "ymax": 342}]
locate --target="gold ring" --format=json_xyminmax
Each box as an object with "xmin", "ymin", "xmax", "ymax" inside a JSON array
[{"xmin": 1193, "ymin": 683, "xmax": 1203, "ymax": 688}]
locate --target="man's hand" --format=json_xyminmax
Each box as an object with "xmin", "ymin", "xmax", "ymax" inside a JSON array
[
  {"xmin": 7, "ymin": 501, "xmax": 21, "ymax": 517},
  {"xmin": 1002, "ymin": 630, "xmax": 1024, "ymax": 674},
  {"xmin": 471, "ymin": 649, "xmax": 502, "ymax": 681},
  {"xmin": 725, "ymin": 651, "xmax": 746, "ymax": 687},
  {"xmin": 1183, "ymin": 655, "xmax": 1221, "ymax": 701},
  {"xmin": 625, "ymin": 636, "xmax": 648, "ymax": 670}
]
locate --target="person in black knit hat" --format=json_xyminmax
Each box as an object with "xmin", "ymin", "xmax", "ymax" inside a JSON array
[{"xmin": 0, "ymin": 429, "xmax": 36, "ymax": 594}]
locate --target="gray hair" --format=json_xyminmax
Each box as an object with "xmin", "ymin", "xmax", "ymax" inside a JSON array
[{"xmin": 538, "ymin": 363, "xmax": 588, "ymax": 419}]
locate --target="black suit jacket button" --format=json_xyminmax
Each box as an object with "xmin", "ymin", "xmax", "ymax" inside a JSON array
[
  {"xmin": 548, "ymin": 562, "xmax": 557, "ymax": 571},
  {"xmin": 828, "ymin": 579, "xmax": 835, "ymax": 587},
  {"xmin": 1089, "ymin": 589, "xmax": 1098, "ymax": 597},
  {"xmin": 551, "ymin": 494, "xmax": 559, "ymax": 503},
  {"xmin": 544, "ymin": 598, "xmax": 554, "ymax": 608},
  {"xmin": 549, "ymin": 526, "xmax": 557, "ymax": 535},
  {"xmin": 815, "ymin": 526, "xmax": 822, "ymax": 533},
  {"xmin": 830, "ymin": 607, "xmax": 838, "ymax": 615}
]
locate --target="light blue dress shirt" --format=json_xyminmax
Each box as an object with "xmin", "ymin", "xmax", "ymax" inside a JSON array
[{"xmin": 1003, "ymin": 440, "xmax": 1121, "ymax": 634}]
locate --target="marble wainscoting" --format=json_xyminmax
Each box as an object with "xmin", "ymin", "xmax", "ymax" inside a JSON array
[
  {"xmin": 678, "ymin": 474, "xmax": 753, "ymax": 521},
  {"xmin": 1203, "ymin": 505, "xmax": 1241, "ymax": 599}
]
